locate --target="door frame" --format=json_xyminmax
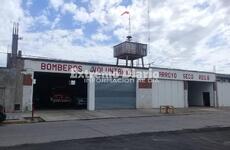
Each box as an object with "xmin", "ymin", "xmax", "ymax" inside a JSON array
[{"xmin": 203, "ymin": 92, "xmax": 210, "ymax": 107}]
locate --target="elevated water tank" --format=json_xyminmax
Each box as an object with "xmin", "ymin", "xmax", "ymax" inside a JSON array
[{"xmin": 113, "ymin": 39, "xmax": 147, "ymax": 67}]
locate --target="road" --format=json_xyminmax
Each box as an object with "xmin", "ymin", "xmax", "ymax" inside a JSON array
[
  {"xmin": 1, "ymin": 111, "xmax": 230, "ymax": 147},
  {"xmin": 2, "ymin": 127, "xmax": 230, "ymax": 150}
]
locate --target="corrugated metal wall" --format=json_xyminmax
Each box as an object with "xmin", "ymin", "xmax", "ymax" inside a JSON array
[
  {"xmin": 95, "ymin": 79, "xmax": 136, "ymax": 109},
  {"xmin": 152, "ymin": 80, "xmax": 184, "ymax": 108},
  {"xmin": 217, "ymin": 82, "xmax": 230, "ymax": 107}
]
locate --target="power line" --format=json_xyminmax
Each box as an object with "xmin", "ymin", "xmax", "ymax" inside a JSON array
[{"xmin": 147, "ymin": 0, "xmax": 151, "ymax": 59}]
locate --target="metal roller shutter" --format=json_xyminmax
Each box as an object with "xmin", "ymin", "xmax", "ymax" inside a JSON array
[
  {"xmin": 95, "ymin": 78, "xmax": 136, "ymax": 109},
  {"xmin": 152, "ymin": 80, "xmax": 184, "ymax": 108}
]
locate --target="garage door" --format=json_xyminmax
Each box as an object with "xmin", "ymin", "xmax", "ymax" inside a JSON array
[
  {"xmin": 95, "ymin": 79, "xmax": 136, "ymax": 109},
  {"xmin": 152, "ymin": 80, "xmax": 184, "ymax": 108}
]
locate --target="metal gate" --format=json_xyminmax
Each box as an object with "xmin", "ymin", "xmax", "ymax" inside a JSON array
[{"xmin": 95, "ymin": 79, "xmax": 136, "ymax": 109}]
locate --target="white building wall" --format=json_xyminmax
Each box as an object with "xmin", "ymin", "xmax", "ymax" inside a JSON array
[
  {"xmin": 22, "ymin": 72, "xmax": 34, "ymax": 111},
  {"xmin": 217, "ymin": 81, "xmax": 230, "ymax": 107},
  {"xmin": 152, "ymin": 80, "xmax": 184, "ymax": 108},
  {"xmin": 22, "ymin": 86, "xmax": 33, "ymax": 111},
  {"xmin": 136, "ymin": 81, "xmax": 152, "ymax": 108},
  {"xmin": 184, "ymin": 89, "xmax": 189, "ymax": 108}
]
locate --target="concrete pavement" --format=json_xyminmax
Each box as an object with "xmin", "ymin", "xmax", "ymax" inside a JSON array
[
  {"xmin": 1, "ymin": 109, "xmax": 230, "ymax": 147},
  {"xmin": 5, "ymin": 107, "xmax": 226, "ymax": 122}
]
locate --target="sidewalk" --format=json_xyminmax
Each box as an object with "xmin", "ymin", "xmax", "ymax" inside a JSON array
[{"xmin": 4, "ymin": 107, "xmax": 228, "ymax": 123}]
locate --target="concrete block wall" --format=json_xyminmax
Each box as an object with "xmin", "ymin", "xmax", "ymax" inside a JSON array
[
  {"xmin": 0, "ymin": 58, "xmax": 24, "ymax": 112},
  {"xmin": 0, "ymin": 69, "xmax": 16, "ymax": 112}
]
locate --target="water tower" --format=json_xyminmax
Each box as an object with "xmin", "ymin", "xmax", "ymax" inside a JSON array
[{"xmin": 113, "ymin": 36, "xmax": 147, "ymax": 67}]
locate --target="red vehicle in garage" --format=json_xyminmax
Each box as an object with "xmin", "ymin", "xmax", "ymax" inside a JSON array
[
  {"xmin": 50, "ymin": 87, "xmax": 72, "ymax": 103},
  {"xmin": 50, "ymin": 87, "xmax": 87, "ymax": 108}
]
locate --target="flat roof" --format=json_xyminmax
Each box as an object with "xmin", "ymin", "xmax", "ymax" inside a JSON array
[
  {"xmin": 21, "ymin": 56, "xmax": 149, "ymax": 70},
  {"xmin": 216, "ymin": 73, "xmax": 230, "ymax": 78}
]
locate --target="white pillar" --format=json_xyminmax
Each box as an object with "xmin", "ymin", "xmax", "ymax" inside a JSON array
[
  {"xmin": 184, "ymin": 90, "xmax": 188, "ymax": 108},
  {"xmin": 184, "ymin": 81, "xmax": 188, "ymax": 108},
  {"xmin": 87, "ymin": 77, "xmax": 95, "ymax": 111},
  {"xmin": 22, "ymin": 71, "xmax": 34, "ymax": 111},
  {"xmin": 136, "ymin": 79, "xmax": 153, "ymax": 109},
  {"xmin": 214, "ymin": 82, "xmax": 218, "ymax": 107}
]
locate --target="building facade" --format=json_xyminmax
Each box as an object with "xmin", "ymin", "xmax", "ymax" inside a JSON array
[{"xmin": 1, "ymin": 55, "xmax": 229, "ymax": 112}]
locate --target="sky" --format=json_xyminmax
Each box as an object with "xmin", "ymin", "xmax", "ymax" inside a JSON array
[{"xmin": 0, "ymin": 0, "xmax": 230, "ymax": 73}]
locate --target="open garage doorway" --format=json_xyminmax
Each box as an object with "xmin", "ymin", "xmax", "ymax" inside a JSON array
[
  {"xmin": 187, "ymin": 81, "xmax": 214, "ymax": 107},
  {"xmin": 33, "ymin": 72, "xmax": 87, "ymax": 110}
]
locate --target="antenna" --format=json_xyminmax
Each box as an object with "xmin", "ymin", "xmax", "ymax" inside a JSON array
[
  {"xmin": 121, "ymin": 11, "xmax": 132, "ymax": 41},
  {"xmin": 213, "ymin": 65, "xmax": 216, "ymax": 73},
  {"xmin": 127, "ymin": 12, "xmax": 132, "ymax": 41},
  {"xmin": 128, "ymin": 13, "xmax": 131, "ymax": 36},
  {"xmin": 11, "ymin": 22, "xmax": 22, "ymax": 56},
  {"xmin": 12, "ymin": 22, "xmax": 19, "ymax": 56}
]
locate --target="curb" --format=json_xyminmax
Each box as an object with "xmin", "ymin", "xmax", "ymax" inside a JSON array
[
  {"xmin": 2, "ymin": 117, "xmax": 45, "ymax": 125},
  {"xmin": 1, "ymin": 120, "xmax": 28, "ymax": 125}
]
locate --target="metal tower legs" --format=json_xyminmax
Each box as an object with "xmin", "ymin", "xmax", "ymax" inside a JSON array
[
  {"xmin": 141, "ymin": 57, "xmax": 144, "ymax": 67},
  {"xmin": 116, "ymin": 58, "xmax": 119, "ymax": 65},
  {"xmin": 116, "ymin": 57, "xmax": 144, "ymax": 67}
]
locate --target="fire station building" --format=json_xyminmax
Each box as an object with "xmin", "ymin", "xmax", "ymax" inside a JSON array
[{"xmin": 1, "ymin": 55, "xmax": 229, "ymax": 112}]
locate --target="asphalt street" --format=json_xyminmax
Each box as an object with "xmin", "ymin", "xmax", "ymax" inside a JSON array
[
  {"xmin": 2, "ymin": 127, "xmax": 230, "ymax": 150},
  {"xmin": 1, "ymin": 110, "xmax": 230, "ymax": 147}
]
